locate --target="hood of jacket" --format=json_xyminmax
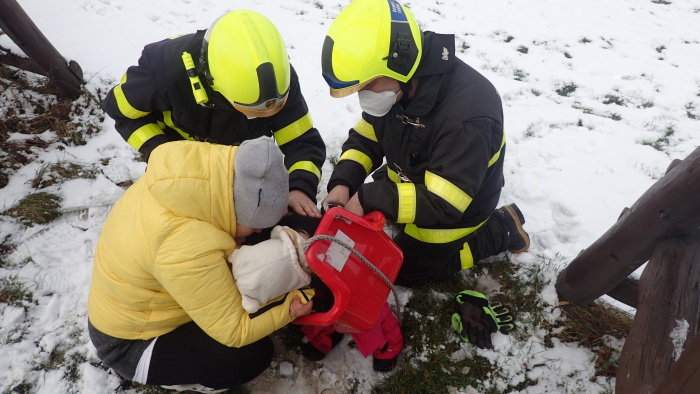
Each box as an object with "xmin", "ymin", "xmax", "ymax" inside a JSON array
[{"xmin": 145, "ymin": 141, "xmax": 238, "ymax": 236}]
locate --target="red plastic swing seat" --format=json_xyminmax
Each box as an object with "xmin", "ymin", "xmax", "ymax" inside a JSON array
[{"xmin": 293, "ymin": 207, "xmax": 403, "ymax": 333}]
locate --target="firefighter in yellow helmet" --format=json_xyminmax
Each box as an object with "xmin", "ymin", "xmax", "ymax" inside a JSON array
[
  {"xmin": 322, "ymin": 0, "xmax": 531, "ymax": 286},
  {"xmin": 103, "ymin": 10, "xmax": 325, "ymax": 217}
]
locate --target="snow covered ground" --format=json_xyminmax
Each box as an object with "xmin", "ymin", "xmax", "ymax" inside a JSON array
[{"xmin": 1, "ymin": 0, "xmax": 699, "ymax": 392}]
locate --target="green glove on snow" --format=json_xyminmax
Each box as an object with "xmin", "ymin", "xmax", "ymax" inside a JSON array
[{"xmin": 451, "ymin": 290, "xmax": 514, "ymax": 349}]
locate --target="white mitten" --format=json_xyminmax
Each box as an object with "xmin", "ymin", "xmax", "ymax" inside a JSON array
[{"xmin": 228, "ymin": 226, "xmax": 312, "ymax": 313}]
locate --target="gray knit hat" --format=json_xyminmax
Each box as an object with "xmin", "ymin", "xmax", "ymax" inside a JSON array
[{"xmin": 233, "ymin": 136, "xmax": 288, "ymax": 228}]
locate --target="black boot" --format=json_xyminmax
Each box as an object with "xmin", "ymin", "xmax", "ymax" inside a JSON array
[
  {"xmin": 496, "ymin": 204, "xmax": 530, "ymax": 253},
  {"xmin": 301, "ymin": 331, "xmax": 345, "ymax": 361}
]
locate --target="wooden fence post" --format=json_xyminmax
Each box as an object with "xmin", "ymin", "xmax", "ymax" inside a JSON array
[
  {"xmin": 615, "ymin": 230, "xmax": 700, "ymax": 393},
  {"xmin": 0, "ymin": 0, "xmax": 83, "ymax": 99},
  {"xmin": 555, "ymin": 146, "xmax": 700, "ymax": 305}
]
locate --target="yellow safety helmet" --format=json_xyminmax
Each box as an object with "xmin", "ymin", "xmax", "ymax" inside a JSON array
[
  {"xmin": 322, "ymin": 0, "xmax": 422, "ymax": 98},
  {"xmin": 200, "ymin": 11, "xmax": 290, "ymax": 117}
]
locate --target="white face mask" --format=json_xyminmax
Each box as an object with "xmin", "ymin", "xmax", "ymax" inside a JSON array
[{"xmin": 358, "ymin": 87, "xmax": 400, "ymax": 117}]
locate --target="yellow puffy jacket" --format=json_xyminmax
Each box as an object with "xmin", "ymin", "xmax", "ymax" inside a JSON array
[{"xmin": 88, "ymin": 141, "xmax": 310, "ymax": 347}]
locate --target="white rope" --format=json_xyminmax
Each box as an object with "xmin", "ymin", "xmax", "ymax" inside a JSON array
[{"xmin": 303, "ymin": 234, "xmax": 402, "ymax": 326}]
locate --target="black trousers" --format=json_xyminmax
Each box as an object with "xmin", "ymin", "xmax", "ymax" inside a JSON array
[
  {"xmin": 393, "ymin": 212, "xmax": 510, "ymax": 287},
  {"xmin": 146, "ymin": 321, "xmax": 273, "ymax": 389}
]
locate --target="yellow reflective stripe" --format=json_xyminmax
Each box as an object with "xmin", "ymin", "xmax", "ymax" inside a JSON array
[
  {"xmin": 127, "ymin": 123, "xmax": 165, "ymax": 151},
  {"xmin": 404, "ymin": 219, "xmax": 487, "ymax": 244},
  {"xmin": 388, "ymin": 167, "xmax": 401, "ymax": 183},
  {"xmin": 339, "ymin": 149, "xmax": 373, "ymax": 175},
  {"xmin": 274, "ymin": 113, "xmax": 313, "ymax": 146},
  {"xmin": 353, "ymin": 118, "xmax": 378, "ymax": 142},
  {"xmin": 113, "ymin": 79, "xmax": 149, "ymax": 119},
  {"xmin": 488, "ymin": 131, "xmax": 506, "ymax": 167},
  {"xmin": 425, "ymin": 171, "xmax": 472, "ymax": 213},
  {"xmin": 396, "ymin": 183, "xmax": 416, "ymax": 223},
  {"xmin": 288, "ymin": 161, "xmax": 321, "ymax": 180},
  {"xmin": 460, "ymin": 241, "xmax": 474, "ymax": 269},
  {"xmin": 162, "ymin": 111, "xmax": 194, "ymax": 140}
]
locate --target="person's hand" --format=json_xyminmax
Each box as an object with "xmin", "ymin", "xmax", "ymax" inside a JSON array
[
  {"xmin": 343, "ymin": 193, "xmax": 364, "ymax": 217},
  {"xmin": 290, "ymin": 295, "xmax": 313, "ymax": 318},
  {"xmin": 288, "ymin": 190, "xmax": 321, "ymax": 218},
  {"xmin": 321, "ymin": 185, "xmax": 351, "ymax": 212}
]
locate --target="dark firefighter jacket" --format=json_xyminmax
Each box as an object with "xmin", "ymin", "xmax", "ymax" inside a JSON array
[
  {"xmin": 328, "ymin": 31, "xmax": 505, "ymax": 239},
  {"xmin": 103, "ymin": 31, "xmax": 326, "ymax": 200}
]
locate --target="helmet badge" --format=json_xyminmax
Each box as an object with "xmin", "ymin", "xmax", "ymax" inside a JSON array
[{"xmin": 264, "ymin": 98, "xmax": 278, "ymax": 109}]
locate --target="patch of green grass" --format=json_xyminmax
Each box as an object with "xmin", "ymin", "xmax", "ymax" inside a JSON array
[
  {"xmin": 642, "ymin": 125, "xmax": 676, "ymax": 151},
  {"xmin": 556, "ymin": 83, "xmax": 578, "ymax": 97},
  {"xmin": 3, "ymin": 192, "xmax": 62, "ymax": 225},
  {"xmin": 603, "ymin": 95, "xmax": 625, "ymax": 106},
  {"xmin": 517, "ymin": 45, "xmax": 529, "ymax": 54},
  {"xmin": 579, "ymin": 37, "xmax": 592, "ymax": 44},
  {"xmin": 686, "ymin": 102, "xmax": 698, "ymax": 119},
  {"xmin": 0, "ymin": 276, "xmax": 33, "ymax": 307},
  {"xmin": 543, "ymin": 301, "xmax": 631, "ymax": 378},
  {"xmin": 374, "ymin": 255, "xmax": 560, "ymax": 393},
  {"xmin": 2, "ymin": 382, "xmax": 33, "ymax": 394},
  {"xmin": 32, "ymin": 160, "xmax": 98, "ymax": 189},
  {"xmin": 0, "ymin": 234, "xmax": 15, "ymax": 268},
  {"xmin": 639, "ymin": 100, "xmax": 655, "ymax": 109},
  {"xmin": 328, "ymin": 155, "xmax": 339, "ymax": 168},
  {"xmin": 505, "ymin": 35, "xmax": 514, "ymax": 43},
  {"xmin": 513, "ymin": 69, "xmax": 528, "ymax": 81}
]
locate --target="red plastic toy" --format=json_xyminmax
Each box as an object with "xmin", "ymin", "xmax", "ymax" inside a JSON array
[{"xmin": 293, "ymin": 207, "xmax": 403, "ymax": 333}]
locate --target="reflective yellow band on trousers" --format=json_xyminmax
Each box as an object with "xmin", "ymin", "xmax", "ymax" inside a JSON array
[
  {"xmin": 339, "ymin": 149, "xmax": 373, "ymax": 175},
  {"xmin": 127, "ymin": 123, "xmax": 165, "ymax": 151},
  {"xmin": 353, "ymin": 118, "xmax": 378, "ymax": 142},
  {"xmin": 274, "ymin": 113, "xmax": 313, "ymax": 146},
  {"xmin": 288, "ymin": 161, "xmax": 321, "ymax": 180},
  {"xmin": 460, "ymin": 241, "xmax": 474, "ymax": 270},
  {"xmin": 404, "ymin": 219, "xmax": 487, "ymax": 244},
  {"xmin": 396, "ymin": 183, "xmax": 416, "ymax": 223}
]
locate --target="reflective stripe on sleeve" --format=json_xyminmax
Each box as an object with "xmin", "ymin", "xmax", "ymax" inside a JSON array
[
  {"xmin": 396, "ymin": 183, "xmax": 416, "ymax": 223},
  {"xmin": 353, "ymin": 118, "xmax": 378, "ymax": 142},
  {"xmin": 388, "ymin": 167, "xmax": 401, "ymax": 183},
  {"xmin": 288, "ymin": 161, "xmax": 321, "ymax": 180},
  {"xmin": 488, "ymin": 130, "xmax": 506, "ymax": 167},
  {"xmin": 425, "ymin": 171, "xmax": 472, "ymax": 213},
  {"xmin": 274, "ymin": 113, "xmax": 313, "ymax": 146},
  {"xmin": 127, "ymin": 123, "xmax": 166, "ymax": 151},
  {"xmin": 162, "ymin": 111, "xmax": 194, "ymax": 140},
  {"xmin": 339, "ymin": 149, "xmax": 373, "ymax": 175},
  {"xmin": 113, "ymin": 78, "xmax": 150, "ymax": 119}
]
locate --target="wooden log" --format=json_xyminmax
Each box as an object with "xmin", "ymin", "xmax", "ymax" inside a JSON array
[
  {"xmin": 615, "ymin": 230, "xmax": 700, "ymax": 394},
  {"xmin": 556, "ymin": 146, "xmax": 700, "ymax": 305},
  {"xmin": 0, "ymin": 0, "xmax": 83, "ymax": 99},
  {"xmin": 606, "ymin": 277, "xmax": 639, "ymax": 309}
]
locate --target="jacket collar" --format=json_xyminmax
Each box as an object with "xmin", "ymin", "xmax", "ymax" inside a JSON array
[{"xmin": 402, "ymin": 32, "xmax": 456, "ymax": 117}]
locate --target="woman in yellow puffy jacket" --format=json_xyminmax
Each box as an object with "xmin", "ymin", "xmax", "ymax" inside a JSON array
[{"xmin": 87, "ymin": 137, "xmax": 313, "ymax": 391}]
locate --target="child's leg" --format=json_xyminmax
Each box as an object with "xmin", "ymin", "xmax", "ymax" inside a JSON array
[
  {"xmin": 146, "ymin": 321, "xmax": 273, "ymax": 389},
  {"xmin": 349, "ymin": 302, "xmax": 403, "ymax": 372}
]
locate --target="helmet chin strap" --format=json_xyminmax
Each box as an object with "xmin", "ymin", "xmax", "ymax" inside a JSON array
[{"xmin": 398, "ymin": 80, "xmax": 413, "ymax": 104}]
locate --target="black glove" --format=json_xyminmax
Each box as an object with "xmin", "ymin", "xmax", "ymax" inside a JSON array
[{"xmin": 451, "ymin": 290, "xmax": 514, "ymax": 349}]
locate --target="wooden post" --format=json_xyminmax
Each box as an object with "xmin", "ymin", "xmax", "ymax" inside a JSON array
[
  {"xmin": 652, "ymin": 334, "xmax": 700, "ymax": 394},
  {"xmin": 0, "ymin": 0, "xmax": 83, "ymax": 99},
  {"xmin": 615, "ymin": 230, "xmax": 700, "ymax": 394},
  {"xmin": 555, "ymin": 146, "xmax": 700, "ymax": 305}
]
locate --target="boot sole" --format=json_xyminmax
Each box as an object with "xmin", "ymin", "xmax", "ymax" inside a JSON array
[{"xmin": 503, "ymin": 205, "xmax": 530, "ymax": 254}]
